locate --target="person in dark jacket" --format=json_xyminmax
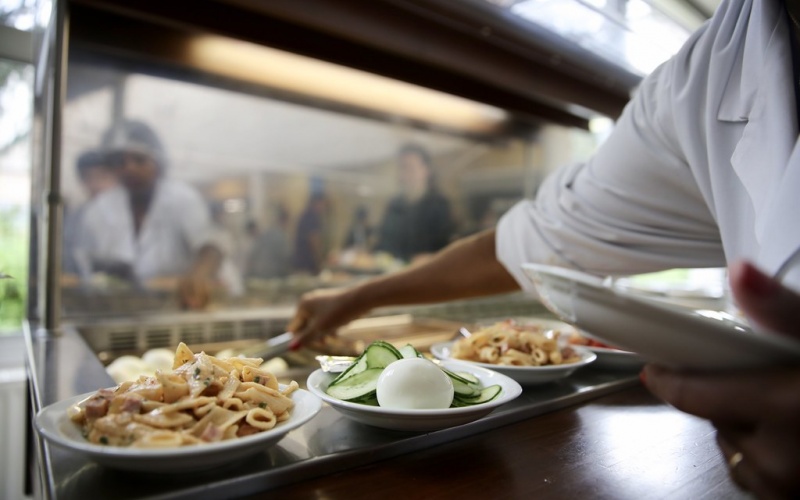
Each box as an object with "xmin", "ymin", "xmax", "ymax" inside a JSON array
[{"xmin": 375, "ymin": 144, "xmax": 454, "ymax": 262}]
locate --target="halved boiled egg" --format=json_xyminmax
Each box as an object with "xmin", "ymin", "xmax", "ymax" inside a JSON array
[{"xmin": 376, "ymin": 358, "xmax": 454, "ymax": 410}]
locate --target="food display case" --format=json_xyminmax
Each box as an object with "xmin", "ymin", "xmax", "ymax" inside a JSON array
[
  {"xmin": 32, "ymin": 0, "xmax": 632, "ymax": 361},
  {"xmin": 22, "ymin": 0, "xmax": 708, "ymax": 498}
]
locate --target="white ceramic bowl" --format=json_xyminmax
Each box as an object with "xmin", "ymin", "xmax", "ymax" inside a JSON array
[
  {"xmin": 35, "ymin": 386, "xmax": 322, "ymax": 473},
  {"xmin": 306, "ymin": 360, "xmax": 522, "ymax": 432},
  {"xmin": 522, "ymin": 263, "xmax": 800, "ymax": 370},
  {"xmin": 430, "ymin": 342, "xmax": 596, "ymax": 385}
]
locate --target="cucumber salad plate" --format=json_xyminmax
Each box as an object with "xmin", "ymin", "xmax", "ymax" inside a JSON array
[{"xmin": 306, "ymin": 341, "xmax": 522, "ymax": 432}]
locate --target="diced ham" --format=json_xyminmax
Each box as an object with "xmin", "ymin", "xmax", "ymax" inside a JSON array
[
  {"xmin": 97, "ymin": 388, "xmax": 116, "ymax": 400},
  {"xmin": 120, "ymin": 394, "xmax": 143, "ymax": 414},
  {"xmin": 84, "ymin": 396, "xmax": 110, "ymax": 420},
  {"xmin": 236, "ymin": 423, "xmax": 259, "ymax": 438},
  {"xmin": 200, "ymin": 424, "xmax": 223, "ymax": 442},
  {"xmin": 201, "ymin": 380, "xmax": 222, "ymax": 397}
]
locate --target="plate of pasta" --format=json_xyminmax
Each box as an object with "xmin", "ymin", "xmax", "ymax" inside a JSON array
[
  {"xmin": 35, "ymin": 343, "xmax": 322, "ymax": 473},
  {"xmin": 430, "ymin": 319, "xmax": 596, "ymax": 385}
]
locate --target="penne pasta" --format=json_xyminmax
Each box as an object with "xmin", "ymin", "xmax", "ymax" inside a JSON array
[
  {"xmin": 68, "ymin": 342, "xmax": 297, "ymax": 448},
  {"xmin": 245, "ymin": 408, "xmax": 277, "ymax": 431},
  {"xmin": 452, "ymin": 320, "xmax": 581, "ymax": 368}
]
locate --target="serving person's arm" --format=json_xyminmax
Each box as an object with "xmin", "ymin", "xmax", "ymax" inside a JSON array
[
  {"xmin": 288, "ymin": 228, "xmax": 519, "ymax": 347},
  {"xmin": 643, "ymin": 261, "xmax": 800, "ymax": 499},
  {"xmin": 176, "ymin": 185, "xmax": 224, "ymax": 309}
]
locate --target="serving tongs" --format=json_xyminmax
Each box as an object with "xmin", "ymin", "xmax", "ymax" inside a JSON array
[{"xmin": 237, "ymin": 332, "xmax": 294, "ymax": 361}]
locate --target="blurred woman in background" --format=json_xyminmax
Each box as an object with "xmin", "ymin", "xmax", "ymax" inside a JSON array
[{"xmin": 375, "ymin": 143, "xmax": 454, "ymax": 263}]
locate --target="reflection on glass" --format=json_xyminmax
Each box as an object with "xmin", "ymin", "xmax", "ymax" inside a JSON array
[
  {"xmin": 60, "ymin": 57, "xmax": 599, "ymax": 319},
  {"xmin": 0, "ymin": 0, "xmax": 37, "ymax": 31},
  {"xmin": 484, "ymin": 0, "xmax": 701, "ymax": 76}
]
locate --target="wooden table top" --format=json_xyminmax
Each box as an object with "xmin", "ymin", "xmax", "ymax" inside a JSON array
[{"xmin": 249, "ymin": 385, "xmax": 750, "ymax": 499}]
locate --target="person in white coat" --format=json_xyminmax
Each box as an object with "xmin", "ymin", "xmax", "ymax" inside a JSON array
[
  {"xmin": 76, "ymin": 120, "xmax": 222, "ymax": 309},
  {"xmin": 286, "ymin": 0, "xmax": 800, "ymax": 496}
]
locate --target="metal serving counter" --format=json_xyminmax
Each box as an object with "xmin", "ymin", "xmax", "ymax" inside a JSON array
[{"xmin": 26, "ymin": 323, "xmax": 638, "ymax": 500}]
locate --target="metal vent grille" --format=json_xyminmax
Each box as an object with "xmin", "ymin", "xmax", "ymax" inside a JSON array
[
  {"xmin": 179, "ymin": 324, "xmax": 205, "ymax": 345},
  {"xmin": 146, "ymin": 328, "xmax": 172, "ymax": 348},
  {"xmin": 211, "ymin": 322, "xmax": 236, "ymax": 343},
  {"xmin": 241, "ymin": 321, "xmax": 263, "ymax": 339},
  {"xmin": 108, "ymin": 329, "xmax": 138, "ymax": 352}
]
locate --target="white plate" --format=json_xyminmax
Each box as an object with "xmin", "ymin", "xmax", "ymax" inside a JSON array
[
  {"xmin": 522, "ymin": 263, "xmax": 800, "ymax": 370},
  {"xmin": 35, "ymin": 387, "xmax": 322, "ymax": 473},
  {"xmin": 586, "ymin": 346, "xmax": 646, "ymax": 371},
  {"xmin": 470, "ymin": 316, "xmax": 638, "ymax": 371},
  {"xmin": 429, "ymin": 342, "xmax": 596, "ymax": 385},
  {"xmin": 306, "ymin": 360, "xmax": 522, "ymax": 432}
]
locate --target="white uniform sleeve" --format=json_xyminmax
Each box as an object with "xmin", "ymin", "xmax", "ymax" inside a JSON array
[
  {"xmin": 176, "ymin": 185, "xmax": 217, "ymax": 254},
  {"xmin": 497, "ymin": 40, "xmax": 725, "ymax": 290}
]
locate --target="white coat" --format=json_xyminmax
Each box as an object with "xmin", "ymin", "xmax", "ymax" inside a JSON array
[
  {"xmin": 76, "ymin": 179, "xmax": 214, "ymax": 283},
  {"xmin": 497, "ymin": 0, "xmax": 800, "ymax": 293}
]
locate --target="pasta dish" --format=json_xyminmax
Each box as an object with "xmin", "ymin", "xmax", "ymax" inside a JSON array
[
  {"xmin": 452, "ymin": 319, "xmax": 581, "ymax": 367},
  {"xmin": 68, "ymin": 343, "xmax": 298, "ymax": 448}
]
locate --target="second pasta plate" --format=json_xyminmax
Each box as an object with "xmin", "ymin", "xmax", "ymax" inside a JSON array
[
  {"xmin": 429, "ymin": 342, "xmax": 596, "ymax": 385},
  {"xmin": 35, "ymin": 386, "xmax": 322, "ymax": 473}
]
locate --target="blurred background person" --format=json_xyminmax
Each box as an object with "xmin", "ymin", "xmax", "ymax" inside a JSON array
[
  {"xmin": 75, "ymin": 119, "xmax": 222, "ymax": 309},
  {"xmin": 293, "ymin": 193, "xmax": 328, "ymax": 275},
  {"xmin": 375, "ymin": 143, "xmax": 454, "ymax": 263},
  {"xmin": 247, "ymin": 205, "xmax": 291, "ymax": 279},
  {"xmin": 208, "ymin": 202, "xmax": 244, "ymax": 297},
  {"xmin": 62, "ymin": 149, "xmax": 117, "ymax": 276},
  {"xmin": 343, "ymin": 205, "xmax": 374, "ymax": 252}
]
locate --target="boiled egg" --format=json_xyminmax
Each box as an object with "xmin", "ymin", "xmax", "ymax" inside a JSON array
[
  {"xmin": 376, "ymin": 358, "xmax": 454, "ymax": 410},
  {"xmin": 141, "ymin": 348, "xmax": 175, "ymax": 372},
  {"xmin": 106, "ymin": 355, "xmax": 153, "ymax": 383}
]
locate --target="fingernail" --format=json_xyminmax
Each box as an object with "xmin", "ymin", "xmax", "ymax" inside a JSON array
[
  {"xmin": 289, "ymin": 340, "xmax": 301, "ymax": 351},
  {"xmin": 639, "ymin": 369, "xmax": 647, "ymax": 385}
]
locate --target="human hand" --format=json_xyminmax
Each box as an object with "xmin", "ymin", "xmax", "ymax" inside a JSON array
[
  {"xmin": 178, "ymin": 244, "xmax": 222, "ymax": 310},
  {"xmin": 642, "ymin": 261, "xmax": 800, "ymax": 499},
  {"xmin": 177, "ymin": 272, "xmax": 213, "ymax": 310},
  {"xmin": 287, "ymin": 287, "xmax": 369, "ymax": 350}
]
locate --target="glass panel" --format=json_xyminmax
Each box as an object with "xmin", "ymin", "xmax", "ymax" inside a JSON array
[
  {"xmin": 60, "ymin": 53, "xmax": 599, "ymax": 321},
  {"xmin": 0, "ymin": 0, "xmax": 37, "ymax": 31},
  {"xmin": 480, "ymin": 0, "xmax": 702, "ymax": 76},
  {"xmin": 0, "ymin": 59, "xmax": 33, "ymax": 332}
]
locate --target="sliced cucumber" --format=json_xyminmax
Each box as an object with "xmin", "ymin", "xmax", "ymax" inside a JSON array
[
  {"xmin": 329, "ymin": 351, "xmax": 368, "ymax": 386},
  {"xmin": 365, "ymin": 341, "xmax": 403, "ymax": 369},
  {"xmin": 398, "ymin": 344, "xmax": 423, "ymax": 359},
  {"xmin": 450, "ymin": 376, "xmax": 480, "ymax": 398},
  {"xmin": 440, "ymin": 366, "xmax": 477, "ymax": 386},
  {"xmin": 454, "ymin": 384, "xmax": 502, "ymax": 406},
  {"xmin": 324, "ymin": 340, "xmax": 503, "ymax": 409},
  {"xmin": 353, "ymin": 394, "xmax": 379, "ymax": 406},
  {"xmin": 455, "ymin": 372, "xmax": 479, "ymax": 385},
  {"xmin": 326, "ymin": 368, "xmax": 383, "ymax": 401},
  {"xmin": 330, "ymin": 341, "xmax": 400, "ymax": 388}
]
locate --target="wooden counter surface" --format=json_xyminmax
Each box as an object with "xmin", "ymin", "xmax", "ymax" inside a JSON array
[{"xmin": 251, "ymin": 385, "xmax": 749, "ymax": 499}]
